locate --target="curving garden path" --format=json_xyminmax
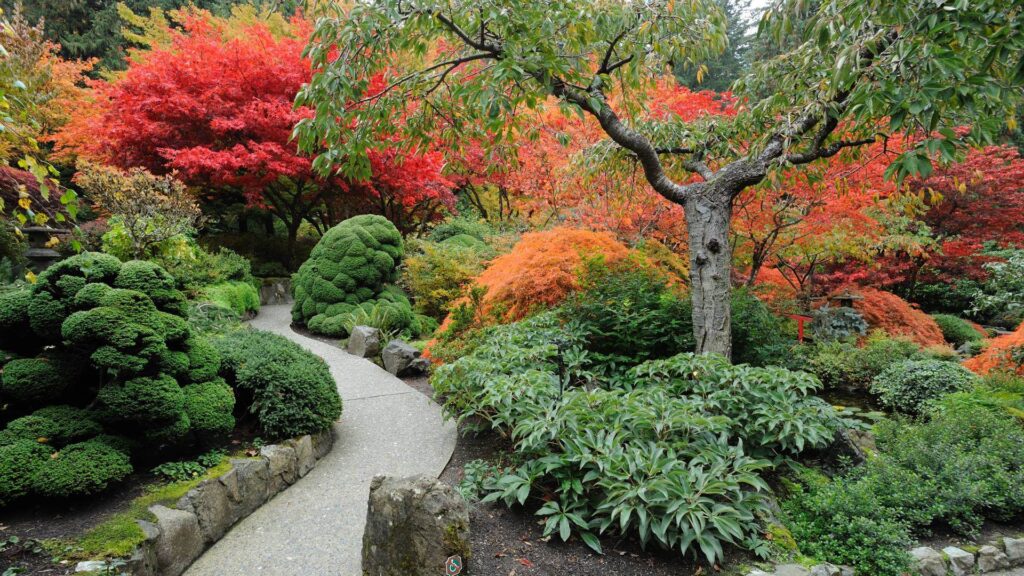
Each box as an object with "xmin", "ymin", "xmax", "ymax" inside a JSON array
[{"xmin": 184, "ymin": 304, "xmax": 457, "ymax": 576}]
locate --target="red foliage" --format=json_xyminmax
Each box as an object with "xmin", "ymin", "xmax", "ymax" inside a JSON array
[
  {"xmin": 837, "ymin": 286, "xmax": 946, "ymax": 347},
  {"xmin": 444, "ymin": 228, "xmax": 633, "ymax": 326},
  {"xmin": 54, "ymin": 11, "xmax": 453, "ymax": 235},
  {"xmin": 964, "ymin": 322, "xmax": 1024, "ymax": 376}
]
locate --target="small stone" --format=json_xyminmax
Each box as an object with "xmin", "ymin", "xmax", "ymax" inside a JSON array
[
  {"xmin": 911, "ymin": 547, "xmax": 947, "ymax": 576},
  {"xmin": 978, "ymin": 545, "xmax": 1010, "ymax": 572},
  {"xmin": 75, "ymin": 560, "xmax": 110, "ymax": 572},
  {"xmin": 382, "ymin": 340, "xmax": 420, "ymax": 376},
  {"xmin": 746, "ymin": 570, "xmax": 774, "ymax": 576},
  {"xmin": 775, "ymin": 564, "xmax": 811, "ymax": 576},
  {"xmin": 150, "ymin": 505, "xmax": 204, "ymax": 576},
  {"xmin": 839, "ymin": 566, "xmax": 854, "ymax": 576},
  {"xmin": 347, "ymin": 325, "xmax": 381, "ymax": 357},
  {"xmin": 1005, "ymin": 537, "xmax": 1024, "ymax": 564},
  {"xmin": 230, "ymin": 458, "xmax": 270, "ymax": 517},
  {"xmin": 409, "ymin": 357, "xmax": 431, "ymax": 374},
  {"xmin": 809, "ymin": 563, "xmax": 841, "ymax": 576},
  {"xmin": 361, "ymin": 474, "xmax": 471, "ymax": 576},
  {"xmin": 177, "ymin": 478, "xmax": 236, "ymax": 544},
  {"xmin": 287, "ymin": 435, "xmax": 315, "ymax": 477},
  {"xmin": 261, "ymin": 444, "xmax": 298, "ymax": 494},
  {"xmin": 943, "ymin": 546, "xmax": 975, "ymax": 576}
]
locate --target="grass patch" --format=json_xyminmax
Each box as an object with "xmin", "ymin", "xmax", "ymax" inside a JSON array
[{"xmin": 69, "ymin": 458, "xmax": 235, "ymax": 560}]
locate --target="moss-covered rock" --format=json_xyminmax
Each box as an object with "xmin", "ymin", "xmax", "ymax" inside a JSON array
[{"xmin": 292, "ymin": 215, "xmax": 414, "ymax": 337}]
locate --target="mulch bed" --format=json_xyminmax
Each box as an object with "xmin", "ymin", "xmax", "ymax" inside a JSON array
[{"xmin": 403, "ymin": 375, "xmax": 725, "ymax": 576}]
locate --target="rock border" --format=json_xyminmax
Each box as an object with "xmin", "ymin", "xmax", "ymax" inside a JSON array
[
  {"xmin": 76, "ymin": 430, "xmax": 334, "ymax": 576},
  {"xmin": 745, "ymin": 536, "xmax": 1024, "ymax": 576}
]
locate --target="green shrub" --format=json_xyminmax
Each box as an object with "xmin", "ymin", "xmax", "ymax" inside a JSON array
[
  {"xmin": 292, "ymin": 215, "xmax": 412, "ymax": 337},
  {"xmin": 96, "ymin": 374, "xmax": 187, "ymax": 424},
  {"xmin": 972, "ymin": 250, "xmax": 1024, "ymax": 328},
  {"xmin": 215, "ymin": 329, "xmax": 341, "ymax": 439},
  {"xmin": 200, "ymin": 281, "xmax": 260, "ymax": 316},
  {"xmin": 560, "ymin": 258, "xmax": 693, "ymax": 377},
  {"xmin": 24, "ymin": 406, "xmax": 103, "ymax": 446},
  {"xmin": 784, "ymin": 472, "xmax": 914, "ymax": 576},
  {"xmin": 31, "ymin": 440, "xmax": 133, "ymax": 498},
  {"xmin": 28, "ymin": 252, "xmax": 122, "ymax": 339},
  {"xmin": 871, "ymin": 359, "xmax": 977, "ymax": 414},
  {"xmin": 155, "ymin": 240, "xmax": 254, "ymax": 291},
  {"xmin": 0, "ymin": 440, "xmax": 50, "ymax": 505},
  {"xmin": 184, "ymin": 335, "xmax": 221, "ymax": 383},
  {"xmin": 931, "ymin": 313, "xmax": 983, "ymax": 348},
  {"xmin": 182, "ymin": 380, "xmax": 236, "ymax": 442},
  {"xmin": 432, "ymin": 313, "xmax": 843, "ymax": 563},
  {"xmin": 429, "ymin": 218, "xmax": 492, "ymax": 243},
  {"xmin": 876, "ymin": 405, "xmax": 1024, "ymax": 533},
  {"xmin": 0, "ymin": 289, "xmax": 33, "ymax": 349},
  {"xmin": 402, "ymin": 239, "xmax": 487, "ymax": 321},
  {"xmin": 806, "ymin": 331, "xmax": 921, "ymax": 390},
  {"xmin": 731, "ymin": 287, "xmax": 795, "ymax": 366},
  {"xmin": 0, "ymin": 356, "xmax": 69, "ymax": 404},
  {"xmin": 114, "ymin": 260, "xmax": 188, "ymax": 316}
]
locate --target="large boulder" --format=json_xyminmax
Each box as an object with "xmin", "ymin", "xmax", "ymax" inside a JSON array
[
  {"xmin": 176, "ymin": 478, "xmax": 234, "ymax": 545},
  {"xmin": 382, "ymin": 340, "xmax": 420, "ymax": 376},
  {"xmin": 347, "ymin": 326, "xmax": 381, "ymax": 358},
  {"xmin": 978, "ymin": 545, "xmax": 1010, "ymax": 572},
  {"xmin": 943, "ymin": 546, "xmax": 975, "ymax": 576},
  {"xmin": 361, "ymin": 474, "xmax": 470, "ymax": 576}
]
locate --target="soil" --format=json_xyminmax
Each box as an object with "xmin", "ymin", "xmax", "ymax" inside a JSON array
[{"xmin": 403, "ymin": 375, "xmax": 729, "ymax": 576}]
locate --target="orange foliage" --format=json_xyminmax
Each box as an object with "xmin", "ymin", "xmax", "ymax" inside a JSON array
[
  {"xmin": 838, "ymin": 287, "xmax": 946, "ymax": 347},
  {"xmin": 446, "ymin": 228, "xmax": 632, "ymax": 326},
  {"xmin": 964, "ymin": 322, "xmax": 1024, "ymax": 376}
]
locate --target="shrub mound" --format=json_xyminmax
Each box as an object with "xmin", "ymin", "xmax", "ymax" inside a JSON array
[
  {"xmin": 0, "ymin": 252, "xmax": 235, "ymax": 504},
  {"xmin": 964, "ymin": 321, "xmax": 1024, "ymax": 376},
  {"xmin": 931, "ymin": 313, "xmax": 985, "ymax": 348},
  {"xmin": 215, "ymin": 329, "xmax": 342, "ymax": 439},
  {"xmin": 838, "ymin": 286, "xmax": 945, "ymax": 347},
  {"xmin": 871, "ymin": 359, "xmax": 978, "ymax": 414},
  {"xmin": 445, "ymin": 228, "xmax": 632, "ymax": 326},
  {"xmin": 291, "ymin": 215, "xmax": 414, "ymax": 337}
]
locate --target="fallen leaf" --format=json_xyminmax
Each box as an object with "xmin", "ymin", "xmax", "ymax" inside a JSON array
[{"xmin": 517, "ymin": 558, "xmax": 534, "ymax": 568}]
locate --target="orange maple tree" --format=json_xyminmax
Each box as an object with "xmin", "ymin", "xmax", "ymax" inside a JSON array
[
  {"xmin": 837, "ymin": 286, "xmax": 946, "ymax": 347},
  {"xmin": 963, "ymin": 322, "xmax": 1024, "ymax": 376}
]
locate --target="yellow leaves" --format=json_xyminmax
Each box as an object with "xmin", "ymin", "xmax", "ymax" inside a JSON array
[
  {"xmin": 24, "ymin": 270, "xmax": 36, "ymax": 284},
  {"xmin": 1008, "ymin": 115, "xmax": 1019, "ymax": 131},
  {"xmin": 695, "ymin": 64, "xmax": 708, "ymax": 84},
  {"xmin": 17, "ymin": 196, "xmax": 30, "ymax": 210},
  {"xmin": 44, "ymin": 235, "xmax": 60, "ymax": 248}
]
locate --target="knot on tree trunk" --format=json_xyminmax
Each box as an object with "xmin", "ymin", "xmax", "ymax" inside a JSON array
[{"xmin": 706, "ymin": 239, "xmax": 721, "ymax": 254}]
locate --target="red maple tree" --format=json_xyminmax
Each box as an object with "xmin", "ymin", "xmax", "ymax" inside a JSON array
[{"xmin": 55, "ymin": 9, "xmax": 454, "ymax": 259}]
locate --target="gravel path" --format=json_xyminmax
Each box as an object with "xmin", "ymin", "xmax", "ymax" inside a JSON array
[{"xmin": 184, "ymin": 304, "xmax": 457, "ymax": 576}]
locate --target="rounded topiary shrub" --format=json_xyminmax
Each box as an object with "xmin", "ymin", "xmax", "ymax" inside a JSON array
[
  {"xmin": 215, "ymin": 329, "xmax": 341, "ymax": 439},
  {"xmin": 871, "ymin": 359, "xmax": 978, "ymax": 414},
  {"xmin": 292, "ymin": 215, "xmax": 411, "ymax": 337},
  {"xmin": 0, "ymin": 440, "xmax": 50, "ymax": 505},
  {"xmin": 31, "ymin": 440, "xmax": 133, "ymax": 498},
  {"xmin": 0, "ymin": 252, "xmax": 236, "ymax": 505}
]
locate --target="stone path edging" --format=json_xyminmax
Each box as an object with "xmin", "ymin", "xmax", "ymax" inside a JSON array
[{"xmin": 177, "ymin": 304, "xmax": 457, "ymax": 576}]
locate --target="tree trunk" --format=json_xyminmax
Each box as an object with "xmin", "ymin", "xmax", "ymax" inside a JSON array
[{"xmin": 684, "ymin": 191, "xmax": 734, "ymax": 358}]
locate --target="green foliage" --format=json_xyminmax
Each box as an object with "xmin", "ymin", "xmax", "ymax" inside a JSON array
[
  {"xmin": 31, "ymin": 440, "xmax": 133, "ymax": 498},
  {"xmin": 181, "ymin": 380, "xmax": 235, "ymax": 442},
  {"xmin": 783, "ymin": 470, "xmax": 914, "ymax": 576},
  {"xmin": 292, "ymin": 215, "xmax": 416, "ymax": 337},
  {"xmin": 95, "ymin": 374, "xmax": 186, "ymax": 424},
  {"xmin": 809, "ymin": 306, "xmax": 868, "ymax": 342},
  {"xmin": 429, "ymin": 218, "xmax": 493, "ymax": 243},
  {"xmin": 401, "ymin": 238, "xmax": 487, "ymax": 321},
  {"xmin": 931, "ymin": 313, "xmax": 983, "ymax": 348},
  {"xmin": 973, "ymin": 250, "xmax": 1024, "ymax": 329},
  {"xmin": 0, "ymin": 356, "xmax": 69, "ymax": 405},
  {"xmin": 0, "ymin": 440, "xmax": 49, "ymax": 505},
  {"xmin": 150, "ymin": 448, "xmax": 226, "ymax": 482},
  {"xmin": 200, "ymin": 281, "xmax": 260, "ymax": 316},
  {"xmin": 870, "ymin": 359, "xmax": 977, "ymax": 415},
  {"xmin": 0, "ymin": 289, "xmax": 33, "ymax": 349},
  {"xmin": 432, "ymin": 313, "xmax": 842, "ymax": 563},
  {"xmin": 805, "ymin": 332, "xmax": 921, "ymax": 390},
  {"xmin": 27, "ymin": 251, "xmax": 121, "ymax": 339},
  {"xmin": 214, "ymin": 329, "xmax": 342, "ymax": 439},
  {"xmin": 560, "ymin": 258, "xmax": 694, "ymax": 377},
  {"xmin": 2, "ymin": 406, "xmax": 103, "ymax": 447},
  {"xmin": 730, "ymin": 287, "xmax": 794, "ymax": 366}
]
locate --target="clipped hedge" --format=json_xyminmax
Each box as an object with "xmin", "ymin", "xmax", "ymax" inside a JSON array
[
  {"xmin": 0, "ymin": 252, "xmax": 235, "ymax": 504},
  {"xmin": 292, "ymin": 215, "xmax": 414, "ymax": 337},
  {"xmin": 200, "ymin": 280, "xmax": 260, "ymax": 316},
  {"xmin": 215, "ymin": 329, "xmax": 341, "ymax": 439}
]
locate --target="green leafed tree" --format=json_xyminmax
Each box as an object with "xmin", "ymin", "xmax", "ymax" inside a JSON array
[{"xmin": 296, "ymin": 0, "xmax": 1024, "ymax": 359}]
